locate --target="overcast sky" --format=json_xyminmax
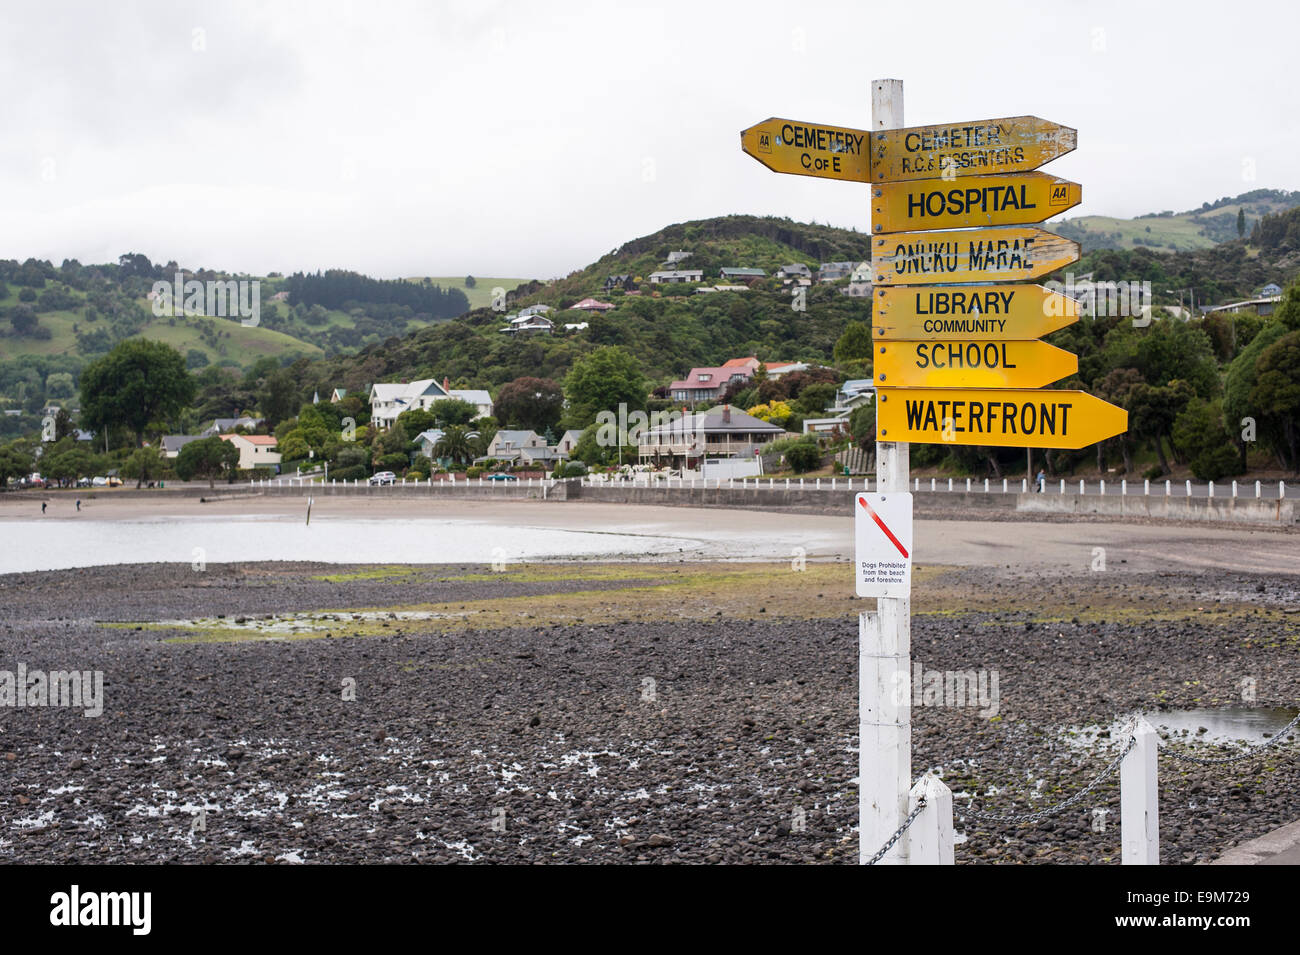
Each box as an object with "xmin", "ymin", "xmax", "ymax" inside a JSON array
[{"xmin": 3, "ymin": 0, "xmax": 1297, "ymax": 280}]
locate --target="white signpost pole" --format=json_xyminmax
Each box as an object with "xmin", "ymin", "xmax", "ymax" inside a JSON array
[{"xmin": 860, "ymin": 77, "xmax": 911, "ymax": 865}]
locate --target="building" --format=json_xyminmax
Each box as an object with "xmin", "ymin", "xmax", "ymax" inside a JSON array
[
  {"xmin": 841, "ymin": 280, "xmax": 873, "ymax": 298},
  {"xmin": 638, "ymin": 405, "xmax": 786, "ymax": 468},
  {"xmin": 1205, "ymin": 295, "xmax": 1282, "ymax": 318},
  {"xmin": 648, "ymin": 270, "xmax": 704, "ymax": 284},
  {"xmin": 200, "ymin": 416, "xmax": 264, "ymax": 436},
  {"xmin": 330, "ymin": 388, "xmax": 347, "ymax": 402},
  {"xmin": 517, "ymin": 304, "xmax": 553, "ymax": 318},
  {"xmin": 721, "ymin": 357, "xmax": 808, "ymax": 379},
  {"xmin": 486, "ymin": 429, "xmax": 546, "ymax": 461},
  {"xmin": 568, "ymin": 297, "xmax": 616, "ymax": 311},
  {"xmin": 603, "ymin": 274, "xmax": 636, "ymax": 291},
  {"xmin": 818, "ymin": 262, "xmax": 856, "ymax": 281},
  {"xmin": 445, "ymin": 381, "xmax": 493, "ymax": 419},
  {"xmin": 663, "ymin": 250, "xmax": 692, "ymax": 267},
  {"xmin": 776, "ymin": 264, "xmax": 813, "ymax": 281},
  {"xmin": 413, "ymin": 428, "xmax": 445, "ymax": 462},
  {"xmin": 1259, "ymin": 283, "xmax": 1283, "ymax": 297},
  {"xmin": 718, "ymin": 267, "xmax": 767, "ymax": 281},
  {"xmin": 219, "ymin": 433, "xmax": 281, "ymax": 470},
  {"xmin": 501, "ymin": 313, "xmax": 554, "ymax": 334},
  {"xmin": 668, "ymin": 365, "xmax": 753, "ymax": 403},
  {"xmin": 557, "ymin": 429, "xmax": 585, "ymax": 455},
  {"xmin": 369, "ymin": 378, "xmax": 485, "ymax": 429},
  {"xmin": 160, "ymin": 435, "xmax": 203, "ymax": 459}
]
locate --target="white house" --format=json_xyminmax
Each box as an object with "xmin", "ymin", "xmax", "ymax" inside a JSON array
[
  {"xmin": 369, "ymin": 379, "xmax": 452, "ymax": 429},
  {"xmin": 649, "ymin": 270, "xmax": 704, "ymax": 284},
  {"xmin": 219, "ymin": 433, "xmax": 281, "ymax": 470},
  {"xmin": 449, "ymin": 389, "xmax": 493, "ymax": 419}
]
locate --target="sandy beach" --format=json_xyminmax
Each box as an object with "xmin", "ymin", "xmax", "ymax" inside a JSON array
[{"xmin": 4, "ymin": 491, "xmax": 1299, "ymax": 577}]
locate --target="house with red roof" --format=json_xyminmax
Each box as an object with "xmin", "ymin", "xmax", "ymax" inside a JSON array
[
  {"xmin": 568, "ymin": 297, "xmax": 615, "ymax": 311},
  {"xmin": 219, "ymin": 433, "xmax": 281, "ymax": 470}
]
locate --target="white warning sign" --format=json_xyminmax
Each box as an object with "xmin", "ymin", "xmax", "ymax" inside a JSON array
[{"xmin": 854, "ymin": 492, "xmax": 914, "ymax": 598}]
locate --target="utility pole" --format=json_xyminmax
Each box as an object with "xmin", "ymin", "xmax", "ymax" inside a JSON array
[{"xmin": 861, "ymin": 77, "xmax": 911, "ymax": 865}]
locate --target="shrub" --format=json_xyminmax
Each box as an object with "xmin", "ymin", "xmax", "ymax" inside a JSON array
[
  {"xmin": 784, "ymin": 441, "xmax": 823, "ymax": 473},
  {"xmin": 331, "ymin": 464, "xmax": 367, "ymax": 481},
  {"xmin": 466, "ymin": 466, "xmax": 484, "ymax": 479}
]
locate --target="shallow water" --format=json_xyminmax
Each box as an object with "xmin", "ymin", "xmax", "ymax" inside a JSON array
[
  {"xmin": 2, "ymin": 516, "xmax": 703, "ymax": 574},
  {"xmin": 1069, "ymin": 705, "xmax": 1300, "ymax": 748}
]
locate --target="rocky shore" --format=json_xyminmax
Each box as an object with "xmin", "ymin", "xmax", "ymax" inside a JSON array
[{"xmin": 1, "ymin": 560, "xmax": 1296, "ymax": 864}]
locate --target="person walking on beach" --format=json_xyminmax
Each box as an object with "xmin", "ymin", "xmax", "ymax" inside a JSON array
[
  {"xmin": 76, "ymin": 499, "xmax": 81, "ymax": 512},
  {"xmin": 1036, "ymin": 469, "xmax": 1046, "ymax": 493},
  {"xmin": 41, "ymin": 500, "xmax": 47, "ymax": 514}
]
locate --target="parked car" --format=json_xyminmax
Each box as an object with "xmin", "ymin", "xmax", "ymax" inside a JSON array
[
  {"xmin": 92, "ymin": 476, "xmax": 108, "ymax": 487},
  {"xmin": 487, "ymin": 473, "xmax": 518, "ymax": 481},
  {"xmin": 368, "ymin": 471, "xmax": 396, "ymax": 486},
  {"xmin": 76, "ymin": 476, "xmax": 92, "ymax": 487}
]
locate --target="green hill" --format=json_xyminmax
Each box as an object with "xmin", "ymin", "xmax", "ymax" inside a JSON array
[{"xmin": 1052, "ymin": 189, "xmax": 1300, "ymax": 253}]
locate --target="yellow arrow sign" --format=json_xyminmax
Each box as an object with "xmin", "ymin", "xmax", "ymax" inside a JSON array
[
  {"xmin": 874, "ymin": 340, "xmax": 1078, "ymax": 390},
  {"xmin": 872, "ymin": 173, "xmax": 1082, "ymax": 234},
  {"xmin": 869, "ymin": 116, "xmax": 1077, "ymax": 182},
  {"xmin": 872, "ymin": 284, "xmax": 1080, "ymax": 340},
  {"xmin": 740, "ymin": 117, "xmax": 870, "ymax": 183},
  {"xmin": 873, "ymin": 227, "xmax": 1079, "ymax": 286},
  {"xmin": 875, "ymin": 388, "xmax": 1127, "ymax": 449}
]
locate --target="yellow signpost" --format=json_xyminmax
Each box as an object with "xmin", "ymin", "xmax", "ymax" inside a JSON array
[
  {"xmin": 871, "ymin": 172, "xmax": 1082, "ymax": 233},
  {"xmin": 874, "ymin": 339, "xmax": 1078, "ymax": 390},
  {"xmin": 740, "ymin": 117, "xmax": 870, "ymax": 183},
  {"xmin": 875, "ymin": 387, "xmax": 1128, "ymax": 449},
  {"xmin": 869, "ymin": 115, "xmax": 1077, "ymax": 182},
  {"xmin": 873, "ymin": 227, "xmax": 1080, "ymax": 286},
  {"xmin": 871, "ymin": 284, "xmax": 1080, "ymax": 340}
]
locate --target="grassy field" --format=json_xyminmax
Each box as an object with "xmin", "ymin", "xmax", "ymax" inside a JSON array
[{"xmin": 413, "ymin": 276, "xmax": 532, "ymax": 311}]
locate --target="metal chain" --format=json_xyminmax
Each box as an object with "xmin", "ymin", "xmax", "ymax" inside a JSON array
[
  {"xmin": 961, "ymin": 734, "xmax": 1137, "ymax": 826},
  {"xmin": 1162, "ymin": 708, "xmax": 1300, "ymax": 765},
  {"xmin": 863, "ymin": 796, "xmax": 926, "ymax": 865}
]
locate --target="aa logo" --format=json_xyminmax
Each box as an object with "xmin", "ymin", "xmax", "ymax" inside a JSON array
[
  {"xmin": 1049, "ymin": 183, "xmax": 1069, "ymax": 206},
  {"xmin": 757, "ymin": 131, "xmax": 772, "ymax": 153}
]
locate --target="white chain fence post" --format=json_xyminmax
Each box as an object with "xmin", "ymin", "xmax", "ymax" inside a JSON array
[
  {"xmin": 907, "ymin": 774, "xmax": 954, "ymax": 865},
  {"xmin": 1121, "ymin": 718, "xmax": 1160, "ymax": 865}
]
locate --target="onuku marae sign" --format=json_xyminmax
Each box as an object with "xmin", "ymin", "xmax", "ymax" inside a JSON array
[
  {"xmin": 854, "ymin": 492, "xmax": 914, "ymax": 598},
  {"xmin": 872, "ymin": 227, "xmax": 1080, "ymax": 286},
  {"xmin": 871, "ymin": 172, "xmax": 1082, "ymax": 233},
  {"xmin": 868, "ymin": 115, "xmax": 1077, "ymax": 182},
  {"xmin": 740, "ymin": 117, "xmax": 870, "ymax": 183},
  {"xmin": 874, "ymin": 339, "xmax": 1078, "ymax": 390},
  {"xmin": 871, "ymin": 284, "xmax": 1080, "ymax": 340},
  {"xmin": 875, "ymin": 388, "xmax": 1128, "ymax": 450}
]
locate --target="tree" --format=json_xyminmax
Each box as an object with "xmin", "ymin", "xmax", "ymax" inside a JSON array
[
  {"xmin": 122, "ymin": 446, "xmax": 166, "ymax": 488},
  {"xmin": 1249, "ymin": 330, "xmax": 1300, "ymax": 470},
  {"xmin": 52, "ymin": 407, "xmax": 76, "ymax": 442},
  {"xmin": 1171, "ymin": 399, "xmax": 1243, "ymax": 481},
  {"xmin": 1224, "ymin": 320, "xmax": 1289, "ymax": 469},
  {"xmin": 175, "ymin": 436, "xmax": 239, "ymax": 488},
  {"xmin": 848, "ymin": 402, "xmax": 876, "ymax": 454},
  {"xmin": 1128, "ymin": 380, "xmax": 1194, "ymax": 474},
  {"xmin": 562, "ymin": 346, "xmax": 646, "ymax": 429},
  {"xmin": 833, "ymin": 321, "xmax": 873, "ymax": 365},
  {"xmin": 261, "ymin": 369, "xmax": 299, "ymax": 429},
  {"xmin": 79, "ymin": 339, "xmax": 196, "ymax": 446},
  {"xmin": 493, "ymin": 377, "xmax": 564, "ymax": 433},
  {"xmin": 9, "ymin": 305, "xmax": 38, "ymax": 335},
  {"xmin": 1237, "ymin": 207, "xmax": 1246, "ymax": 239},
  {"xmin": 427, "ymin": 398, "xmax": 478, "ymax": 427},
  {"xmin": 433, "ymin": 424, "xmax": 480, "ymax": 466},
  {"xmin": 464, "ymin": 276, "xmax": 476, "ymax": 289},
  {"xmin": 0, "ymin": 442, "xmax": 34, "ymax": 487}
]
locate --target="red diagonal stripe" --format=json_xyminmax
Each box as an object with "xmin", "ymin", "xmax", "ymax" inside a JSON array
[{"xmin": 858, "ymin": 496, "xmax": 909, "ymax": 558}]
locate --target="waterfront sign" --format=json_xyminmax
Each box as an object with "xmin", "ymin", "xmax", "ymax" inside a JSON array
[{"xmin": 875, "ymin": 388, "xmax": 1128, "ymax": 449}]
